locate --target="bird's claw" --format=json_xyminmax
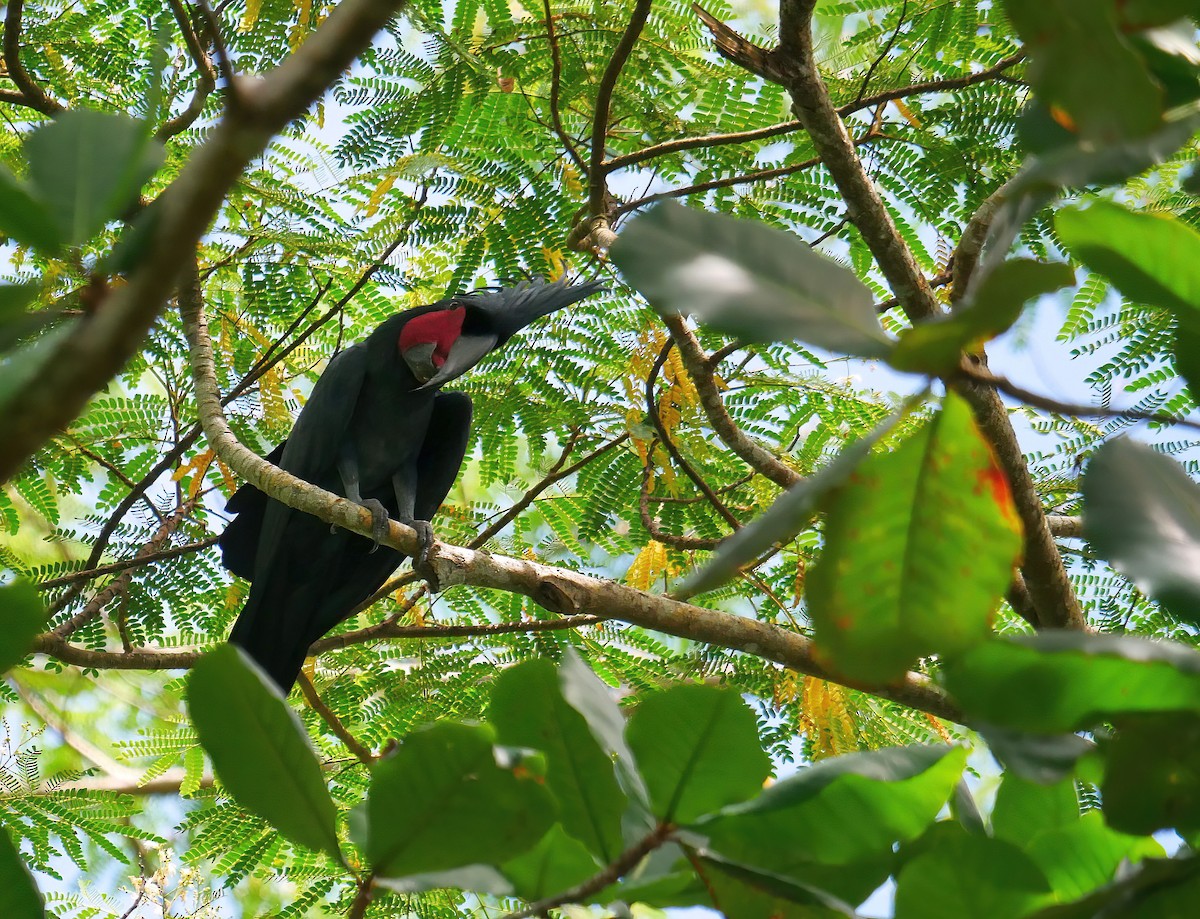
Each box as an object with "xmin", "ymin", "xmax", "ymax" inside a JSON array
[
  {"xmin": 409, "ymin": 519, "xmax": 439, "ymax": 590},
  {"xmin": 360, "ymin": 498, "xmax": 390, "ymax": 552}
]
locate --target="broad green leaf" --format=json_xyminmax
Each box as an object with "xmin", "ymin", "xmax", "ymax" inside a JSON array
[
  {"xmin": 0, "ymin": 284, "xmax": 64, "ymax": 355},
  {"xmin": 894, "ymin": 826, "xmax": 1052, "ymax": 919},
  {"xmin": 1122, "ymin": 0, "xmax": 1200, "ymax": 28},
  {"xmin": 1026, "ymin": 811, "xmax": 1164, "ymax": 901},
  {"xmin": 1007, "ymin": 0, "xmax": 1163, "ymax": 141},
  {"xmin": 0, "ymin": 323, "xmax": 75, "ymax": 410},
  {"xmin": 1057, "ymin": 201, "xmax": 1200, "ymax": 316},
  {"xmin": 1027, "ymin": 854, "xmax": 1200, "ymax": 918},
  {"xmin": 991, "ymin": 775, "xmax": 1079, "ymax": 846},
  {"xmin": 695, "ymin": 745, "xmax": 967, "ymax": 872},
  {"xmin": 698, "ymin": 852, "xmax": 859, "ymax": 918},
  {"xmin": 490, "ymin": 659, "xmax": 626, "ymax": 861},
  {"xmin": 677, "ymin": 409, "xmax": 902, "ymax": 599},
  {"xmin": 1082, "ymin": 438, "xmax": 1200, "ymax": 623},
  {"xmin": 0, "ymin": 826, "xmax": 43, "ymax": 919},
  {"xmin": 978, "ymin": 724, "xmax": 1095, "ymax": 785},
  {"xmin": 361, "ymin": 722, "xmax": 555, "ymax": 879},
  {"xmin": 983, "ymin": 107, "xmax": 1200, "ymax": 276},
  {"xmin": 611, "ymin": 200, "xmax": 892, "ymax": 357},
  {"xmin": 807, "ymin": 393, "xmax": 1022, "ymax": 683},
  {"xmin": 187, "ymin": 645, "xmax": 341, "ymax": 861},
  {"xmin": 0, "ymin": 165, "xmax": 61, "ymax": 253},
  {"xmin": 373, "ymin": 865, "xmax": 513, "ymax": 896},
  {"xmin": 559, "ymin": 648, "xmax": 652, "ymax": 815},
  {"xmin": 890, "ymin": 260, "xmax": 1074, "ymax": 374},
  {"xmin": 501, "ymin": 825, "xmax": 600, "ymax": 902},
  {"xmin": 0, "ymin": 580, "xmax": 47, "ymax": 674},
  {"xmin": 25, "ymin": 110, "xmax": 164, "ymax": 246},
  {"xmin": 1103, "ymin": 711, "xmax": 1200, "ymax": 834},
  {"xmin": 942, "ymin": 632, "xmax": 1200, "ymax": 732},
  {"xmin": 625, "ymin": 685, "xmax": 770, "ymax": 824}
]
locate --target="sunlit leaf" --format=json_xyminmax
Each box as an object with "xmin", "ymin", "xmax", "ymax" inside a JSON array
[
  {"xmin": 612, "ymin": 201, "xmax": 892, "ymax": 357},
  {"xmin": 0, "ymin": 580, "xmax": 47, "ymax": 675},
  {"xmin": 187, "ymin": 645, "xmax": 341, "ymax": 861}
]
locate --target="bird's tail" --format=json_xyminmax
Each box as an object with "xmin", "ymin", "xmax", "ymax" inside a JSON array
[
  {"xmin": 228, "ymin": 591, "xmax": 312, "ymax": 693},
  {"xmin": 469, "ymin": 276, "xmax": 606, "ymax": 343}
]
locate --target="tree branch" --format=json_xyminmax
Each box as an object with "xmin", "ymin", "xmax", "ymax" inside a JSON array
[
  {"xmin": 37, "ymin": 537, "xmax": 219, "ymax": 590},
  {"xmin": 176, "ymin": 261, "xmax": 961, "ymax": 723},
  {"xmin": 2, "ymin": 0, "xmax": 63, "ymax": 115},
  {"xmin": 762, "ymin": 0, "xmax": 1083, "ymax": 629},
  {"xmin": 542, "ymin": 0, "xmax": 587, "ymax": 173},
  {"xmin": 156, "ymin": 0, "xmax": 219, "ymax": 140},
  {"xmin": 664, "ymin": 316, "xmax": 800, "ymax": 488},
  {"xmin": 0, "ymin": 0, "xmax": 411, "ymax": 484}
]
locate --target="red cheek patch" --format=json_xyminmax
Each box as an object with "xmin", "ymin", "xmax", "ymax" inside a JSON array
[{"xmin": 398, "ymin": 306, "xmax": 466, "ymax": 365}]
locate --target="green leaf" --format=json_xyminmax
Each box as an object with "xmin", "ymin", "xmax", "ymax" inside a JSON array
[
  {"xmin": 977, "ymin": 725, "xmax": 1095, "ymax": 785},
  {"xmin": 0, "ymin": 825, "xmax": 43, "ymax": 919},
  {"xmin": 372, "ymin": 864, "xmax": 513, "ymax": 896},
  {"xmin": 360, "ymin": 722, "xmax": 556, "ymax": 879},
  {"xmin": 611, "ymin": 200, "xmax": 893, "ymax": 357},
  {"xmin": 626, "ymin": 684, "xmax": 770, "ymax": 824},
  {"xmin": 890, "ymin": 260, "xmax": 1074, "ymax": 374},
  {"xmin": 942, "ymin": 632, "xmax": 1200, "ymax": 732},
  {"xmin": 24, "ymin": 110, "xmax": 164, "ymax": 246},
  {"xmin": 1026, "ymin": 811, "xmax": 1164, "ymax": 901},
  {"xmin": 677, "ymin": 409, "xmax": 902, "ymax": 599},
  {"xmin": 1082, "ymin": 438, "xmax": 1200, "ymax": 623},
  {"xmin": 991, "ymin": 774, "xmax": 1079, "ymax": 846},
  {"xmin": 489, "ymin": 659, "xmax": 627, "ymax": 862},
  {"xmin": 1121, "ymin": 0, "xmax": 1200, "ymax": 28},
  {"xmin": 0, "ymin": 165, "xmax": 62, "ymax": 253},
  {"xmin": 1007, "ymin": 0, "xmax": 1163, "ymax": 141},
  {"xmin": 697, "ymin": 852, "xmax": 860, "ymax": 918},
  {"xmin": 186, "ymin": 645, "xmax": 341, "ymax": 861},
  {"xmin": 501, "ymin": 824, "xmax": 600, "ymax": 902},
  {"xmin": 0, "ymin": 322, "xmax": 75, "ymax": 410},
  {"xmin": 696, "ymin": 745, "xmax": 967, "ymax": 872},
  {"xmin": 1057, "ymin": 201, "xmax": 1200, "ymax": 316},
  {"xmin": 894, "ymin": 826, "xmax": 1052, "ymax": 919},
  {"xmin": 0, "ymin": 285, "xmax": 65, "ymax": 355},
  {"xmin": 1103, "ymin": 711, "xmax": 1200, "ymax": 834},
  {"xmin": 1027, "ymin": 854, "xmax": 1200, "ymax": 918},
  {"xmin": 0, "ymin": 580, "xmax": 47, "ymax": 674},
  {"xmin": 807, "ymin": 393, "xmax": 1023, "ymax": 683},
  {"xmin": 558, "ymin": 648, "xmax": 652, "ymax": 816}
]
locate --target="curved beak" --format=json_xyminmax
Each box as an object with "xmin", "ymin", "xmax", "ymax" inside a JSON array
[{"xmin": 416, "ymin": 332, "xmax": 499, "ymax": 390}]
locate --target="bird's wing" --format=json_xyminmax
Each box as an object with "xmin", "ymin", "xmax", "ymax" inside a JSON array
[
  {"xmin": 278, "ymin": 342, "xmax": 369, "ymax": 481},
  {"xmin": 414, "ymin": 391, "xmax": 473, "ymax": 521},
  {"xmin": 218, "ymin": 441, "xmax": 287, "ymax": 580}
]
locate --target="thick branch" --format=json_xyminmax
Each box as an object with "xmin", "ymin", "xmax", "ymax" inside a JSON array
[
  {"xmin": 664, "ymin": 316, "xmax": 800, "ymax": 489},
  {"xmin": 768, "ymin": 0, "xmax": 1083, "ymax": 629},
  {"xmin": 2, "ymin": 0, "xmax": 63, "ymax": 114},
  {"xmin": 178, "ymin": 264, "xmax": 961, "ymax": 723},
  {"xmin": 0, "ymin": 0, "xmax": 410, "ymax": 483}
]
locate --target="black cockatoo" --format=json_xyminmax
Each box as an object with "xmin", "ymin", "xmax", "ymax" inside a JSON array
[{"xmin": 218, "ymin": 278, "xmax": 604, "ymax": 691}]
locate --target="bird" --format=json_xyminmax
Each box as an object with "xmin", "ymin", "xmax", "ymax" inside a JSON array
[{"xmin": 217, "ymin": 277, "xmax": 605, "ymax": 692}]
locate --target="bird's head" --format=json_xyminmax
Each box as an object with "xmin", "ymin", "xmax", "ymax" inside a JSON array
[{"xmin": 396, "ymin": 277, "xmax": 607, "ymax": 389}]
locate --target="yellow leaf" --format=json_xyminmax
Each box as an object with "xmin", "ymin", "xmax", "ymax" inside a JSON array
[
  {"xmin": 893, "ymin": 98, "xmax": 922, "ymax": 128},
  {"xmin": 625, "ymin": 539, "xmax": 668, "ymax": 591},
  {"xmin": 260, "ymin": 363, "xmax": 288, "ymax": 427},
  {"xmin": 800, "ymin": 676, "xmax": 859, "ymax": 761},
  {"xmin": 240, "ymin": 0, "xmax": 262, "ymax": 32},
  {"xmin": 365, "ymin": 173, "xmax": 397, "ymax": 217},
  {"xmin": 542, "ymin": 247, "xmax": 566, "ymax": 280}
]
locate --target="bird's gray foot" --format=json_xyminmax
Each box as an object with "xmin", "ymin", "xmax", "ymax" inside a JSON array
[
  {"xmin": 407, "ymin": 519, "xmax": 439, "ymax": 589},
  {"xmin": 360, "ymin": 498, "xmax": 390, "ymax": 552}
]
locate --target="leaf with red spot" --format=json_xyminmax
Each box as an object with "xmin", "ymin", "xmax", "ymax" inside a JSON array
[{"xmin": 806, "ymin": 393, "xmax": 1023, "ymax": 684}]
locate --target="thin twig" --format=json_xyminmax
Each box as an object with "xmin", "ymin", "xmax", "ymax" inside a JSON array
[
  {"xmin": 645, "ymin": 340, "xmax": 741, "ymax": 529},
  {"xmin": 639, "ymin": 453, "xmax": 723, "ymax": 550},
  {"xmin": 296, "ymin": 672, "xmax": 376, "ymax": 765},
  {"xmin": 157, "ymin": 0, "xmax": 218, "ymax": 139},
  {"xmin": 955, "ymin": 361, "xmax": 1200, "ymax": 432},
  {"xmin": 37, "ymin": 538, "xmax": 219, "ymax": 590},
  {"xmin": 542, "ymin": 0, "xmax": 586, "ymax": 173},
  {"xmin": 501, "ymin": 823, "xmax": 675, "ymax": 919}
]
